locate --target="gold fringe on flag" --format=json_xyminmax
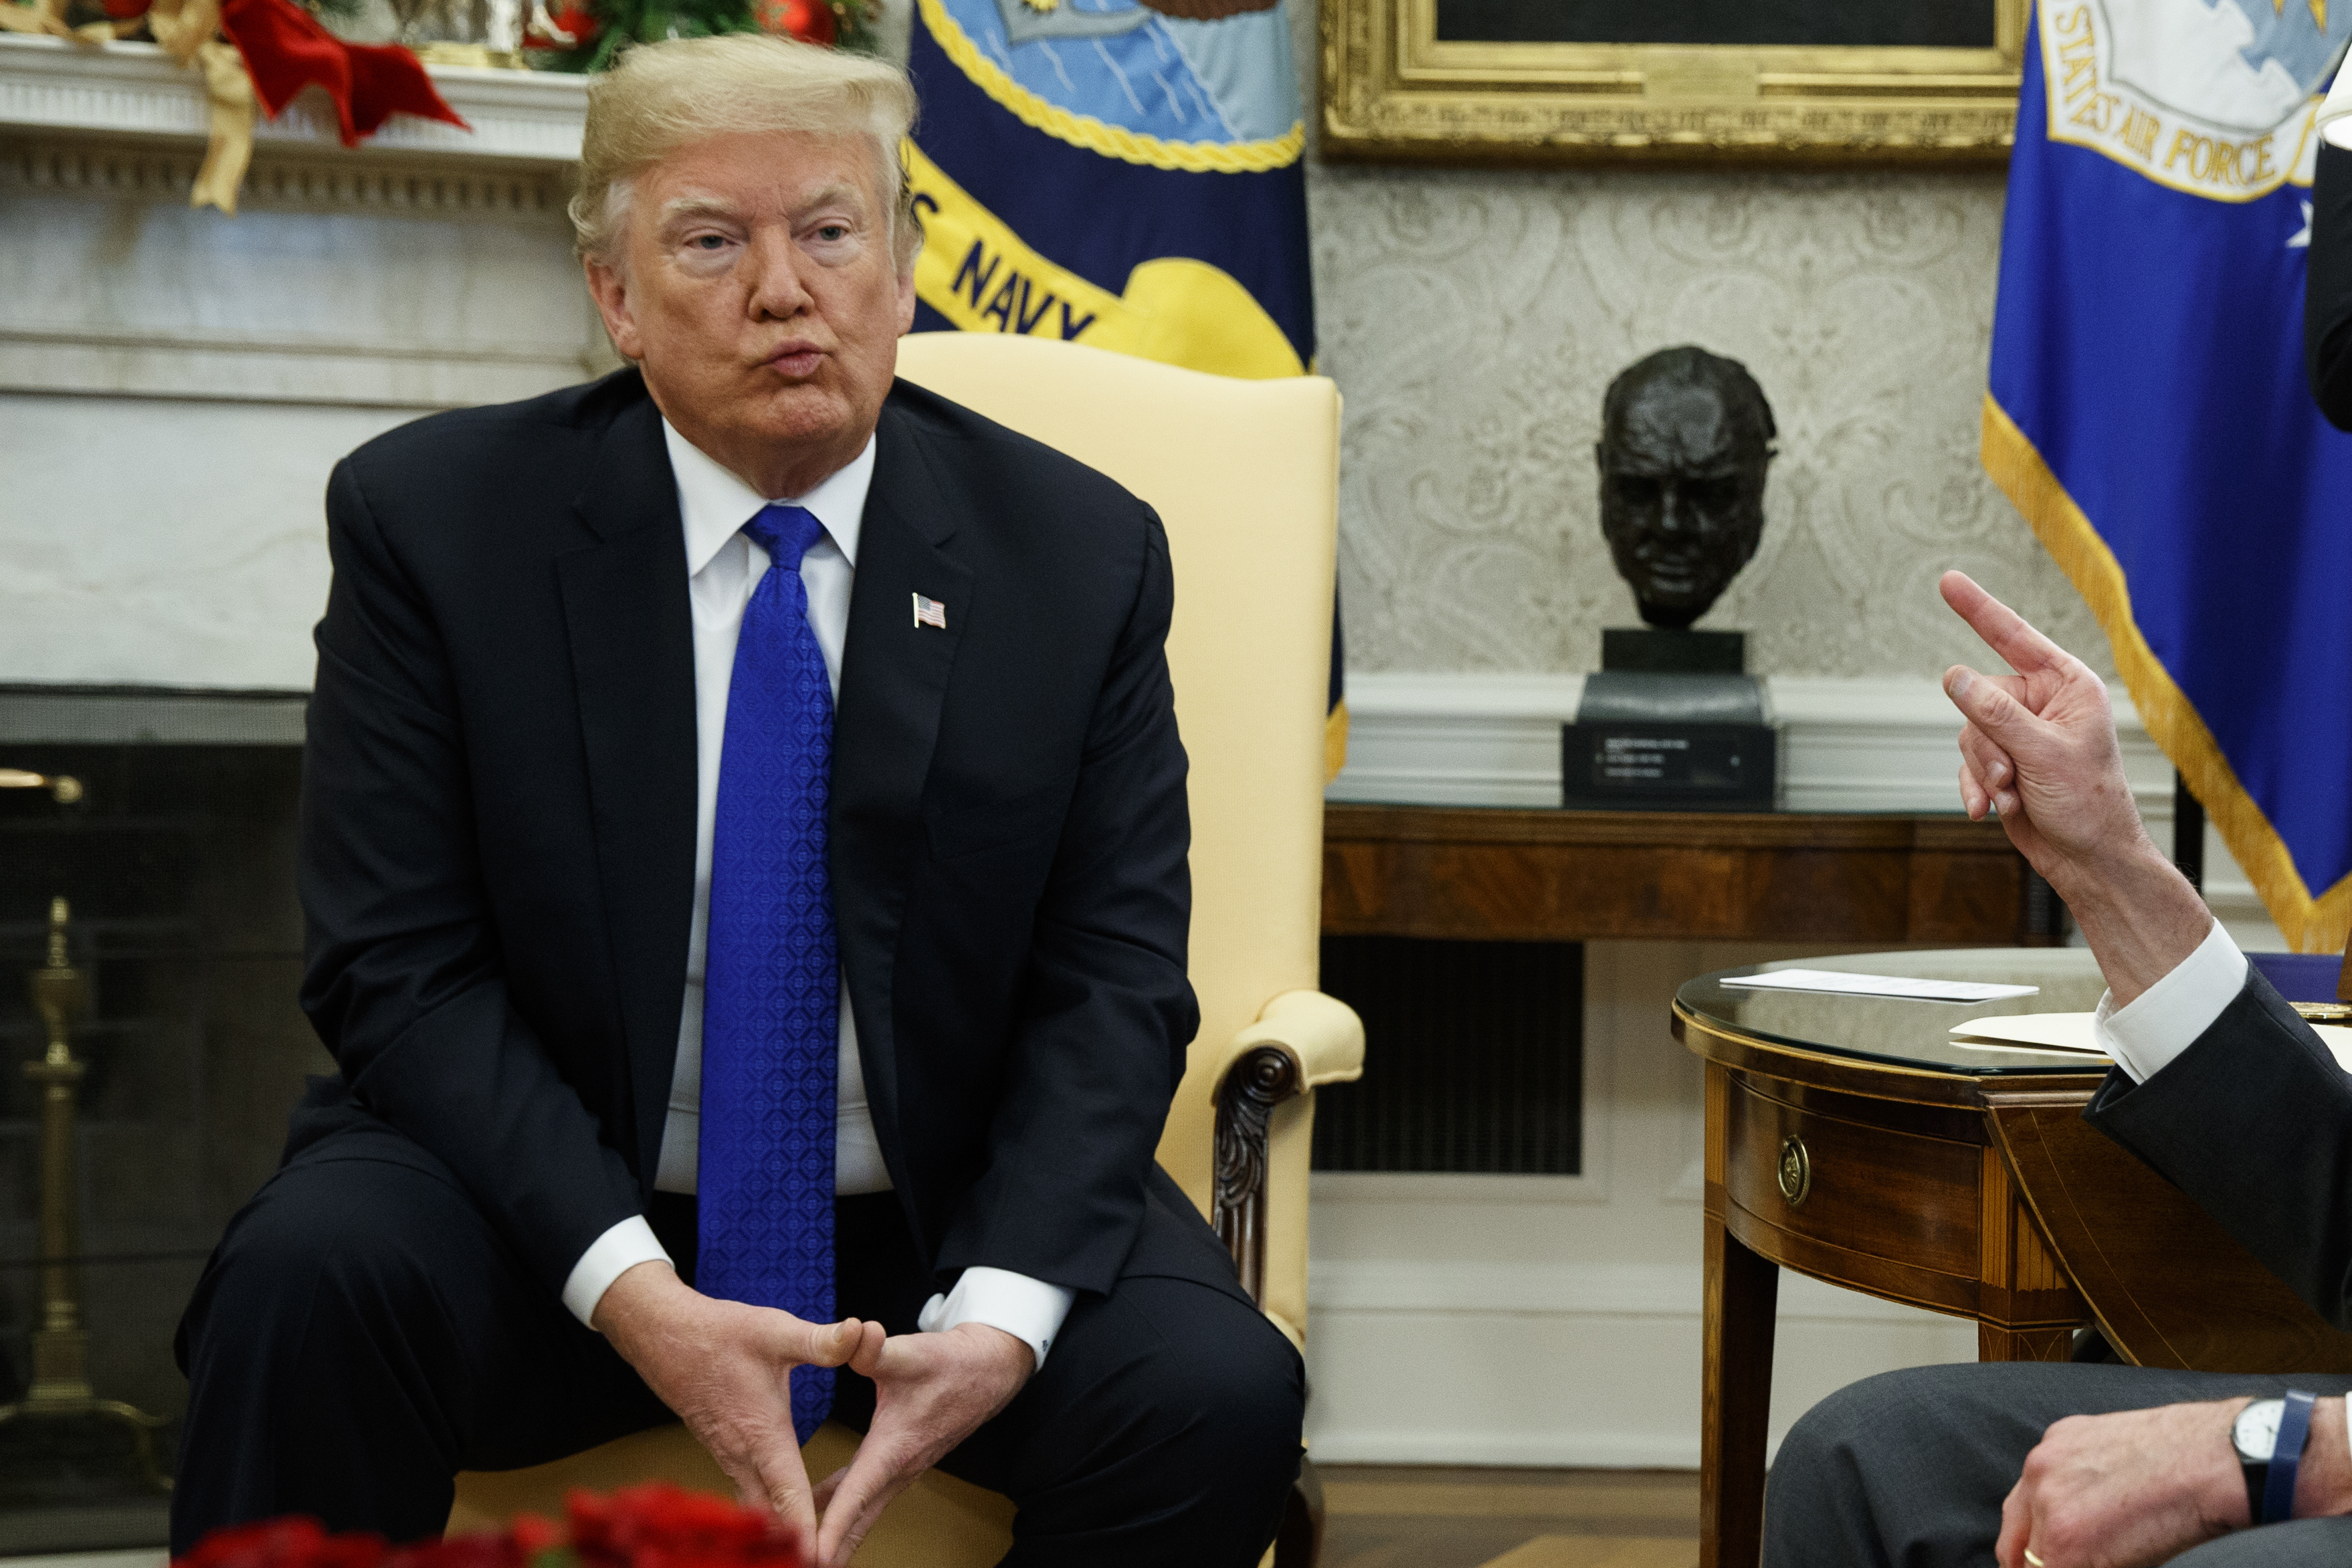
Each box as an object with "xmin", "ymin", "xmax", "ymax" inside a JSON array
[
  {"xmin": 1322, "ymin": 700, "xmax": 1349, "ymax": 787},
  {"xmin": 1981, "ymin": 392, "xmax": 2352, "ymax": 953}
]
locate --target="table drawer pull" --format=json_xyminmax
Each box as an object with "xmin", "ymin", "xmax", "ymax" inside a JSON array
[{"xmin": 1776, "ymin": 1134, "xmax": 1811, "ymax": 1207}]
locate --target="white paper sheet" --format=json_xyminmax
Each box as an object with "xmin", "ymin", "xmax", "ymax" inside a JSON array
[
  {"xmin": 1947, "ymin": 1013, "xmax": 2102, "ymax": 1052},
  {"xmin": 1950, "ymin": 1012, "xmax": 2352, "ymax": 1072},
  {"xmin": 1721, "ymin": 969, "xmax": 2041, "ymax": 1003}
]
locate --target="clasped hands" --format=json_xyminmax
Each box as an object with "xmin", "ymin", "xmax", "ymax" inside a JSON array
[{"xmin": 595, "ymin": 1260, "xmax": 1033, "ymax": 1568}]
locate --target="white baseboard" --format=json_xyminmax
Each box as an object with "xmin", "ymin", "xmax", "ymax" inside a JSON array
[
  {"xmin": 1302, "ymin": 1260, "xmax": 1982, "ymax": 1470},
  {"xmin": 1306, "ymin": 1429, "xmax": 1706, "ymax": 1468},
  {"xmin": 1308, "ymin": 1258, "xmax": 1947, "ymax": 1323},
  {"xmin": 1330, "ymin": 672, "xmax": 2143, "ymax": 815}
]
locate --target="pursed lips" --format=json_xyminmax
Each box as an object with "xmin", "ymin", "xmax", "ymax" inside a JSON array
[{"xmin": 760, "ymin": 341, "xmax": 827, "ymax": 377}]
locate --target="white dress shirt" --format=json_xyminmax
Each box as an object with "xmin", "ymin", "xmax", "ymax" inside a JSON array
[
  {"xmin": 560, "ymin": 423, "xmax": 1074, "ymax": 1369},
  {"xmin": 2091, "ymin": 919, "xmax": 2250, "ymax": 1082},
  {"xmin": 2321, "ymin": 67, "xmax": 2352, "ymax": 150}
]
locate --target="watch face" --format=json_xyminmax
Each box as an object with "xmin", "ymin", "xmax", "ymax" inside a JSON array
[{"xmin": 2236, "ymin": 1398, "xmax": 2286, "ymax": 1463}]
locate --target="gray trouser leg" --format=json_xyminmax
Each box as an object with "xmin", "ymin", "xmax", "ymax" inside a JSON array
[
  {"xmin": 1763, "ymin": 1362, "xmax": 2352, "ymax": 1568},
  {"xmin": 2168, "ymin": 1519, "xmax": 2352, "ymax": 1564}
]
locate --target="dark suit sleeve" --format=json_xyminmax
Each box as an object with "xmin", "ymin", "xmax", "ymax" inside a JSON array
[
  {"xmin": 2307, "ymin": 141, "xmax": 2352, "ymax": 429},
  {"xmin": 298, "ymin": 457, "xmax": 645, "ymax": 1298},
  {"xmin": 2084, "ymin": 968, "xmax": 2352, "ymax": 1329},
  {"xmin": 933, "ymin": 512, "xmax": 1198, "ymax": 1294}
]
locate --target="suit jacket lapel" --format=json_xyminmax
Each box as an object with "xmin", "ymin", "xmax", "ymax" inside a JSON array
[
  {"xmin": 834, "ymin": 393, "xmax": 974, "ymax": 1179},
  {"xmin": 556, "ymin": 388, "xmax": 698, "ymax": 1191}
]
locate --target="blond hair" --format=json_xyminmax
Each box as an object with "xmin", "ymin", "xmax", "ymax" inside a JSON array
[{"xmin": 571, "ymin": 33, "xmax": 921, "ymax": 274}]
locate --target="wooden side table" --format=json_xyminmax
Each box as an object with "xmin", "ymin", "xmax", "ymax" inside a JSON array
[
  {"xmin": 1675, "ymin": 951, "xmax": 2112, "ymax": 1568},
  {"xmin": 1677, "ymin": 950, "xmax": 2352, "ymax": 1568},
  {"xmin": 1322, "ymin": 805, "xmax": 2045, "ymax": 944}
]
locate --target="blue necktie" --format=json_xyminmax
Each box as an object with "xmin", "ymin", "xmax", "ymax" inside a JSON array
[{"xmin": 700, "ymin": 503, "xmax": 839, "ymax": 1444}]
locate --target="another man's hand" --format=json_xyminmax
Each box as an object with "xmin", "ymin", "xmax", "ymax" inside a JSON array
[
  {"xmin": 594, "ymin": 1260, "xmax": 880, "ymax": 1551},
  {"xmin": 1996, "ymin": 1395, "xmax": 2352, "ymax": 1568},
  {"xmin": 1939, "ymin": 571, "xmax": 2208, "ymax": 1005},
  {"xmin": 1995, "ymin": 1398, "xmax": 2251, "ymax": 1568},
  {"xmin": 809, "ymin": 1323, "xmax": 1034, "ymax": 1568}
]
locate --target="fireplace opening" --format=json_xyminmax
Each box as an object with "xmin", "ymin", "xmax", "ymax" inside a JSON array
[{"xmin": 0, "ymin": 686, "xmax": 317, "ymax": 1554}]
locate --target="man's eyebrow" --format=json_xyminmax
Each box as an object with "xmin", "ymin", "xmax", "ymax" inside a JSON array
[
  {"xmin": 792, "ymin": 181, "xmax": 867, "ymax": 218},
  {"xmin": 655, "ymin": 194, "xmax": 741, "ymax": 230}
]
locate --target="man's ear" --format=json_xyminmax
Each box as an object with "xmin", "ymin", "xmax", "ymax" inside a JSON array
[
  {"xmin": 585, "ymin": 256, "xmax": 644, "ymax": 363},
  {"xmin": 894, "ymin": 263, "xmax": 918, "ymax": 336}
]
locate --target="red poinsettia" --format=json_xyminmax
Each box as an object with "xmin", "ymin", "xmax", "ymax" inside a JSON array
[
  {"xmin": 526, "ymin": 0, "xmax": 601, "ymax": 48},
  {"xmin": 569, "ymin": 1486, "xmax": 805, "ymax": 1568},
  {"xmin": 755, "ymin": 0, "xmax": 835, "ymax": 45},
  {"xmin": 180, "ymin": 1519, "xmax": 383, "ymax": 1568},
  {"xmin": 177, "ymin": 1486, "xmax": 805, "ymax": 1568}
]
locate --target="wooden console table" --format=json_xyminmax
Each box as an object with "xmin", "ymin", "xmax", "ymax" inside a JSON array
[{"xmin": 1322, "ymin": 805, "xmax": 2042, "ymax": 945}]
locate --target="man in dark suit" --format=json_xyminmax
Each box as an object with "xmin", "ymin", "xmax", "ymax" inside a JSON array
[
  {"xmin": 170, "ymin": 33, "xmax": 1302, "ymax": 1568},
  {"xmin": 2308, "ymin": 137, "xmax": 2352, "ymax": 430},
  {"xmin": 1762, "ymin": 575, "xmax": 2352, "ymax": 1566}
]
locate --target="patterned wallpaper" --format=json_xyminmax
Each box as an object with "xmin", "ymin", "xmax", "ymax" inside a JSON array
[
  {"xmin": 1284, "ymin": 6, "xmax": 2109, "ymax": 681},
  {"xmin": 1307, "ymin": 161, "xmax": 2112, "ymax": 680}
]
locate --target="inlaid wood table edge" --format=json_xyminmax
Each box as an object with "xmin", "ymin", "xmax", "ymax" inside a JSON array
[
  {"xmin": 1320, "ymin": 804, "xmax": 2037, "ymax": 946},
  {"xmin": 1674, "ymin": 1003, "xmax": 2105, "ymax": 1568},
  {"xmin": 1325, "ymin": 805, "xmax": 2013, "ymax": 850}
]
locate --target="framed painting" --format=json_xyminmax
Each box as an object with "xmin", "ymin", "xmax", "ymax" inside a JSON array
[{"xmin": 1320, "ymin": 0, "xmax": 2029, "ymax": 163}]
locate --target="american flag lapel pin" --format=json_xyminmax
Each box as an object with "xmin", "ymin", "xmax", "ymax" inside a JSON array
[{"xmin": 912, "ymin": 592, "xmax": 947, "ymax": 630}]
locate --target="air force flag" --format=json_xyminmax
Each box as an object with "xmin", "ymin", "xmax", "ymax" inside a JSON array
[{"xmin": 1985, "ymin": 0, "xmax": 2352, "ymax": 950}]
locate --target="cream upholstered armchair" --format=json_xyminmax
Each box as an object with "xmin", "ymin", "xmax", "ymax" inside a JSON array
[{"xmin": 448, "ymin": 333, "xmax": 1363, "ymax": 1566}]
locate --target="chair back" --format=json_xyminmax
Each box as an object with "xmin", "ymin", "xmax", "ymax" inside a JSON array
[{"xmin": 890, "ymin": 332, "xmax": 1341, "ymax": 1220}]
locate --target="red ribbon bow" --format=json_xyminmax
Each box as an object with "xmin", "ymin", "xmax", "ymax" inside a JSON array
[{"xmin": 217, "ymin": 0, "xmax": 468, "ymax": 147}]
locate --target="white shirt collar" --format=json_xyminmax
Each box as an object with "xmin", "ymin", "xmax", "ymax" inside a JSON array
[{"xmin": 662, "ymin": 419, "xmax": 875, "ymax": 577}]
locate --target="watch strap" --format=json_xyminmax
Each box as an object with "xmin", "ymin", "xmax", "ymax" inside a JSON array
[
  {"xmin": 2262, "ymin": 1389, "xmax": 2319, "ymax": 1525},
  {"xmin": 2244, "ymin": 1459, "xmax": 2267, "ymax": 1525}
]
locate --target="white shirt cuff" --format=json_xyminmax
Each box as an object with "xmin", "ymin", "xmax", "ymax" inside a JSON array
[
  {"xmin": 2322, "ymin": 66, "xmax": 2352, "ymax": 148},
  {"xmin": 563, "ymin": 1214, "xmax": 674, "ymax": 1327},
  {"xmin": 2092, "ymin": 920, "xmax": 2247, "ymax": 1084},
  {"xmin": 916, "ymin": 1266, "xmax": 1076, "ymax": 1371}
]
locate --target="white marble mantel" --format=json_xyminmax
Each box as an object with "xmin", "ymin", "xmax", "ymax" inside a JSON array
[
  {"xmin": 1, "ymin": 35, "xmax": 607, "ymax": 688},
  {"xmin": 0, "ymin": 31, "xmax": 587, "ymax": 161}
]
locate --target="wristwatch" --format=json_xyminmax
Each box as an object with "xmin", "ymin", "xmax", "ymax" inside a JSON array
[{"xmin": 2233, "ymin": 1390, "xmax": 2319, "ymax": 1525}]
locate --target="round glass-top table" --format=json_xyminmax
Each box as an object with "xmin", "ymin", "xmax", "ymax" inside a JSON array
[
  {"xmin": 1676, "ymin": 945, "xmax": 2113, "ymax": 1084},
  {"xmin": 1674, "ymin": 945, "xmax": 2352, "ymax": 1568}
]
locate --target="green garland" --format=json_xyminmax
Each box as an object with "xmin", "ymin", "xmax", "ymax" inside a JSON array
[{"xmin": 532, "ymin": 0, "xmax": 878, "ymax": 72}]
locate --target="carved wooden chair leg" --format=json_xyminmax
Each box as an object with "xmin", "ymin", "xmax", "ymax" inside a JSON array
[
  {"xmin": 1213, "ymin": 1044, "xmax": 1316, "ymax": 1566},
  {"xmin": 1213, "ymin": 1044, "xmax": 1300, "ymax": 1302}
]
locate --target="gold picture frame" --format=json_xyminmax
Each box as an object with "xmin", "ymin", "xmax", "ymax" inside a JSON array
[{"xmin": 1320, "ymin": 0, "xmax": 2029, "ymax": 164}]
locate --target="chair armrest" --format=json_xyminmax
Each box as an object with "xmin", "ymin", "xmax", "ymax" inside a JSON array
[
  {"xmin": 1209, "ymin": 990, "xmax": 1363, "ymax": 1308},
  {"xmin": 1203, "ymin": 988, "xmax": 1365, "ymax": 1100}
]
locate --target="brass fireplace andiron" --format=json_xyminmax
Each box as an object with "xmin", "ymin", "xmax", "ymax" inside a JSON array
[
  {"xmin": 0, "ymin": 896, "xmax": 171, "ymax": 1491},
  {"xmin": 0, "ymin": 770, "xmax": 82, "ymax": 805}
]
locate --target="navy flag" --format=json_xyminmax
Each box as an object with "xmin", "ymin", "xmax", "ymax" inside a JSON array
[{"xmin": 903, "ymin": 0, "xmax": 1343, "ymax": 771}]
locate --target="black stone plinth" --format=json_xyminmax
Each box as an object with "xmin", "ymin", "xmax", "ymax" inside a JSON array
[
  {"xmin": 1564, "ymin": 668, "xmax": 1777, "ymax": 811},
  {"xmin": 1601, "ymin": 627, "xmax": 1746, "ymax": 675}
]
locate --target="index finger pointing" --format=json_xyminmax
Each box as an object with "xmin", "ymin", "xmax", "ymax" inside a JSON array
[{"xmin": 1939, "ymin": 571, "xmax": 2070, "ymax": 678}]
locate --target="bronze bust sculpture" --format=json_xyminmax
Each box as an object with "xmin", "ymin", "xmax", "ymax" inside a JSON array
[{"xmin": 1595, "ymin": 346, "xmax": 1777, "ymax": 629}]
